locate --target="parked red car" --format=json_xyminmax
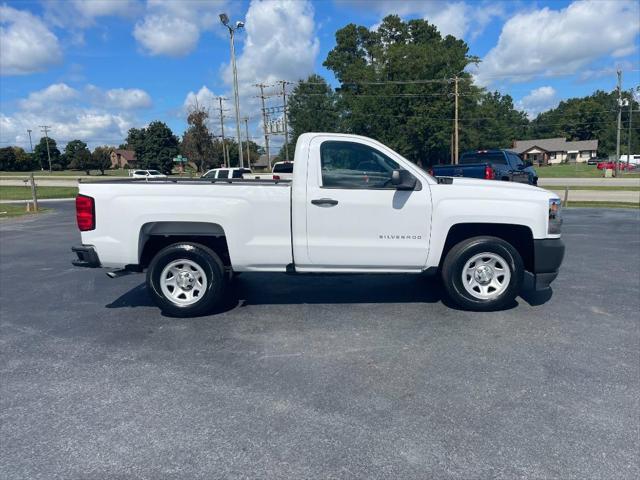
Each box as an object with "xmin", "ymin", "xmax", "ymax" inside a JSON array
[{"xmin": 596, "ymin": 161, "xmax": 636, "ymax": 171}]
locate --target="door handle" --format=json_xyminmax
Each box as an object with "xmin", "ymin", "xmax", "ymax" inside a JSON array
[{"xmin": 311, "ymin": 198, "xmax": 339, "ymax": 207}]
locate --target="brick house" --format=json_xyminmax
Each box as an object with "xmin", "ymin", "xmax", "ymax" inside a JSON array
[
  {"xmin": 110, "ymin": 149, "xmax": 138, "ymax": 169},
  {"xmin": 512, "ymin": 138, "xmax": 598, "ymax": 165}
]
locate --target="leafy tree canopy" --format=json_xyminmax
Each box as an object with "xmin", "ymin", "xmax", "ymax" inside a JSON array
[
  {"xmin": 181, "ymin": 104, "xmax": 217, "ymax": 172},
  {"xmin": 92, "ymin": 146, "xmax": 113, "ymax": 174},
  {"xmin": 126, "ymin": 122, "xmax": 180, "ymax": 173},
  {"xmin": 33, "ymin": 137, "xmax": 61, "ymax": 171}
]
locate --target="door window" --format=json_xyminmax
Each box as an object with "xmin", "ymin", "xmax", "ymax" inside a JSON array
[
  {"xmin": 217, "ymin": 169, "xmax": 229, "ymax": 179},
  {"xmin": 320, "ymin": 141, "xmax": 400, "ymax": 189},
  {"xmin": 508, "ymin": 153, "xmax": 524, "ymax": 167}
]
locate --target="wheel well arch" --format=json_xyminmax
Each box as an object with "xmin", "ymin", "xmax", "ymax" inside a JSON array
[
  {"xmin": 440, "ymin": 223, "xmax": 534, "ymax": 272},
  {"xmin": 138, "ymin": 221, "xmax": 231, "ymax": 268}
]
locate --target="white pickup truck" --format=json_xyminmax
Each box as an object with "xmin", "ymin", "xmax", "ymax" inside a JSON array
[{"xmin": 72, "ymin": 133, "xmax": 564, "ymax": 316}]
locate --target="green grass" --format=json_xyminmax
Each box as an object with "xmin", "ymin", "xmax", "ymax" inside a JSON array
[
  {"xmin": 536, "ymin": 163, "xmax": 640, "ymax": 178},
  {"xmin": 566, "ymin": 201, "xmax": 639, "ymax": 209},
  {"xmin": 548, "ymin": 186, "xmax": 640, "ymax": 191},
  {"xmin": 0, "ymin": 204, "xmax": 49, "ymax": 218},
  {"xmin": 0, "ymin": 186, "xmax": 78, "ymax": 200},
  {"xmin": 0, "ymin": 169, "xmax": 131, "ymax": 177}
]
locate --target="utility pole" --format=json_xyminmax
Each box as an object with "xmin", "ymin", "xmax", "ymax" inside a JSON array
[
  {"xmin": 40, "ymin": 125, "xmax": 52, "ymax": 172},
  {"xmin": 627, "ymin": 90, "xmax": 633, "ymax": 167},
  {"xmin": 255, "ymin": 83, "xmax": 270, "ymax": 167},
  {"xmin": 217, "ymin": 97, "xmax": 228, "ymax": 167},
  {"xmin": 615, "ymin": 69, "xmax": 622, "ymax": 176},
  {"xmin": 454, "ymin": 76, "xmax": 459, "ymax": 165},
  {"xmin": 243, "ymin": 117, "xmax": 251, "ymax": 168},
  {"xmin": 278, "ymin": 80, "xmax": 291, "ymax": 162}
]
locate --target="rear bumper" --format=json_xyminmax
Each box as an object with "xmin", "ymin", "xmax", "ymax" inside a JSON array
[
  {"xmin": 72, "ymin": 245, "xmax": 101, "ymax": 268},
  {"xmin": 532, "ymin": 238, "xmax": 565, "ymax": 290}
]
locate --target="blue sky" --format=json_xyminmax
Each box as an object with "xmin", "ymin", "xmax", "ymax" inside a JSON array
[{"xmin": 1, "ymin": 0, "xmax": 639, "ymax": 150}]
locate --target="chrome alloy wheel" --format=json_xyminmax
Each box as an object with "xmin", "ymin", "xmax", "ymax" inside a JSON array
[
  {"xmin": 461, "ymin": 252, "xmax": 511, "ymax": 300},
  {"xmin": 160, "ymin": 259, "xmax": 208, "ymax": 306}
]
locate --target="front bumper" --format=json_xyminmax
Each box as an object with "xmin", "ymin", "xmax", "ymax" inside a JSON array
[
  {"xmin": 72, "ymin": 245, "xmax": 101, "ymax": 268},
  {"xmin": 532, "ymin": 238, "xmax": 565, "ymax": 290}
]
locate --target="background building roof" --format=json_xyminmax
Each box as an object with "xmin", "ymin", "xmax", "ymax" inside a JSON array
[
  {"xmin": 512, "ymin": 138, "xmax": 598, "ymax": 154},
  {"xmin": 112, "ymin": 149, "xmax": 137, "ymax": 162}
]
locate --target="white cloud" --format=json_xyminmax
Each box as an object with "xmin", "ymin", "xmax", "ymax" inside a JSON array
[
  {"xmin": 2, "ymin": 83, "xmax": 153, "ymax": 149},
  {"xmin": 44, "ymin": 0, "xmax": 139, "ymax": 28},
  {"xmin": 134, "ymin": 0, "xmax": 228, "ymax": 57},
  {"xmin": 221, "ymin": 0, "xmax": 318, "ymax": 131},
  {"xmin": 183, "ymin": 86, "xmax": 219, "ymax": 109},
  {"xmin": 517, "ymin": 86, "xmax": 558, "ymax": 118},
  {"xmin": 0, "ymin": 5, "xmax": 63, "ymax": 75},
  {"xmin": 71, "ymin": 0, "xmax": 139, "ymax": 19},
  {"xmin": 86, "ymin": 85, "xmax": 153, "ymax": 109},
  {"xmin": 337, "ymin": 0, "xmax": 504, "ymax": 39},
  {"xmin": 475, "ymin": 0, "xmax": 640, "ymax": 85},
  {"xmin": 19, "ymin": 83, "xmax": 79, "ymax": 110},
  {"xmin": 134, "ymin": 14, "xmax": 200, "ymax": 56}
]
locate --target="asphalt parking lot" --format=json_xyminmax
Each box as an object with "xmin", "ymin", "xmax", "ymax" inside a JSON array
[{"xmin": 1, "ymin": 203, "xmax": 639, "ymax": 479}]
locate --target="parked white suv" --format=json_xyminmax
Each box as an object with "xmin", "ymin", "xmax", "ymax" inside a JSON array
[
  {"xmin": 130, "ymin": 169, "xmax": 167, "ymax": 179},
  {"xmin": 73, "ymin": 133, "xmax": 564, "ymax": 316},
  {"xmin": 201, "ymin": 168, "xmax": 253, "ymax": 179}
]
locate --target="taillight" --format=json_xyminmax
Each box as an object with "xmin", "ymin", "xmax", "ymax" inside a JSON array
[
  {"xmin": 76, "ymin": 194, "xmax": 95, "ymax": 231},
  {"xmin": 484, "ymin": 166, "xmax": 495, "ymax": 180},
  {"xmin": 272, "ymin": 174, "xmax": 280, "ymax": 180},
  {"xmin": 427, "ymin": 168, "xmax": 434, "ymax": 176}
]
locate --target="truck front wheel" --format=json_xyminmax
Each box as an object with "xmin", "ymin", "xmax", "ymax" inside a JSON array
[
  {"xmin": 441, "ymin": 236, "xmax": 523, "ymax": 311},
  {"xmin": 146, "ymin": 242, "xmax": 225, "ymax": 317}
]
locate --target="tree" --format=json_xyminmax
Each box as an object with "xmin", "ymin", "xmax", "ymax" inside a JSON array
[
  {"xmin": 461, "ymin": 91, "xmax": 529, "ymax": 151},
  {"xmin": 323, "ymin": 15, "xmax": 483, "ymax": 165},
  {"xmin": 92, "ymin": 146, "xmax": 113, "ymax": 175},
  {"xmin": 0, "ymin": 147, "xmax": 16, "ymax": 171},
  {"xmin": 65, "ymin": 140, "xmax": 89, "ymax": 171},
  {"xmin": 182, "ymin": 103, "xmax": 216, "ymax": 172},
  {"xmin": 280, "ymin": 74, "xmax": 339, "ymax": 158},
  {"xmin": 69, "ymin": 144, "xmax": 93, "ymax": 174},
  {"xmin": 529, "ymin": 90, "xmax": 639, "ymax": 158},
  {"xmin": 34, "ymin": 137, "xmax": 60, "ymax": 171},
  {"xmin": 126, "ymin": 122, "xmax": 180, "ymax": 173},
  {"xmin": 13, "ymin": 147, "xmax": 34, "ymax": 171}
]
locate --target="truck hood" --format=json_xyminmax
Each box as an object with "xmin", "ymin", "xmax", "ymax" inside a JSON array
[{"xmin": 437, "ymin": 177, "xmax": 557, "ymax": 198}]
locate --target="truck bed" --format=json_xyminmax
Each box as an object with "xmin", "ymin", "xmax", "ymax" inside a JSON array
[
  {"xmin": 77, "ymin": 179, "xmax": 293, "ymax": 270},
  {"xmin": 431, "ymin": 163, "xmax": 488, "ymax": 178}
]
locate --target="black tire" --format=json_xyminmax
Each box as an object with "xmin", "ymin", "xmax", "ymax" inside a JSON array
[
  {"xmin": 441, "ymin": 236, "xmax": 523, "ymax": 311},
  {"xmin": 146, "ymin": 242, "xmax": 225, "ymax": 317}
]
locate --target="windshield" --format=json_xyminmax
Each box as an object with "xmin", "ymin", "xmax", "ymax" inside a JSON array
[
  {"xmin": 460, "ymin": 153, "xmax": 506, "ymax": 165},
  {"xmin": 273, "ymin": 163, "xmax": 293, "ymax": 173}
]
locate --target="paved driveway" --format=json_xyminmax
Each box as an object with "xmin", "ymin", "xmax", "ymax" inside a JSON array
[{"xmin": 1, "ymin": 204, "xmax": 638, "ymax": 479}]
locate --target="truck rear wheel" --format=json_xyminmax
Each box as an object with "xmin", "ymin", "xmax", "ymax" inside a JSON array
[
  {"xmin": 146, "ymin": 242, "xmax": 225, "ymax": 317},
  {"xmin": 441, "ymin": 236, "xmax": 523, "ymax": 311}
]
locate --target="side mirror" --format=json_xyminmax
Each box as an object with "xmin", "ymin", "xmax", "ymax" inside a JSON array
[
  {"xmin": 391, "ymin": 169, "xmax": 417, "ymax": 190},
  {"xmin": 523, "ymin": 160, "xmax": 533, "ymax": 168}
]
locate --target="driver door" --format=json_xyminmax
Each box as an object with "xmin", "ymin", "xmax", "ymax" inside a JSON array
[{"xmin": 305, "ymin": 138, "xmax": 431, "ymax": 270}]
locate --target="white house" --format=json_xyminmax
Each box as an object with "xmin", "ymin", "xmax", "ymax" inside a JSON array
[{"xmin": 512, "ymin": 137, "xmax": 598, "ymax": 165}]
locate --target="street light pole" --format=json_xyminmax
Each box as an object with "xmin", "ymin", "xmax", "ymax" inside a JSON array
[
  {"xmin": 615, "ymin": 69, "xmax": 622, "ymax": 176},
  {"xmin": 627, "ymin": 91, "xmax": 634, "ymax": 168},
  {"xmin": 220, "ymin": 13, "xmax": 244, "ymax": 168}
]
